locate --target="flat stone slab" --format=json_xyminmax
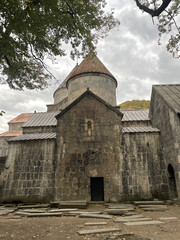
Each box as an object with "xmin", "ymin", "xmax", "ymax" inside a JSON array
[
  {"xmin": 15, "ymin": 212, "xmax": 63, "ymax": 217},
  {"xmin": 18, "ymin": 204, "xmax": 49, "ymax": 209},
  {"xmin": 85, "ymin": 222, "xmax": 107, "ymax": 226},
  {"xmin": 114, "ymin": 218, "xmax": 152, "ymax": 223},
  {"xmin": 80, "ymin": 213, "xmax": 112, "ymax": 219},
  {"xmin": 138, "ymin": 205, "xmax": 167, "ymax": 208},
  {"xmin": 72, "ymin": 211, "xmax": 102, "ymax": 215},
  {"xmin": 108, "ymin": 204, "xmax": 134, "ymax": 209},
  {"xmin": 159, "ymin": 217, "xmax": 178, "ymax": 220},
  {"xmin": 106, "ymin": 209, "xmax": 135, "ymax": 215},
  {"xmin": 49, "ymin": 208, "xmax": 77, "ymax": 212},
  {"xmin": 77, "ymin": 228, "xmax": 121, "ymax": 235},
  {"xmin": 59, "ymin": 201, "xmax": 87, "ymax": 209},
  {"xmin": 142, "ymin": 208, "xmax": 166, "ymax": 211},
  {"xmin": 27, "ymin": 212, "xmax": 63, "ymax": 217},
  {"xmin": 20, "ymin": 209, "xmax": 47, "ymax": 213},
  {"xmin": 124, "ymin": 220, "xmax": 165, "ymax": 226},
  {"xmin": 0, "ymin": 209, "xmax": 16, "ymax": 215},
  {"xmin": 124, "ymin": 212, "xmax": 140, "ymax": 216},
  {"xmin": 106, "ymin": 233, "xmax": 151, "ymax": 240},
  {"xmin": 115, "ymin": 214, "xmax": 144, "ymax": 220},
  {"xmin": 134, "ymin": 201, "xmax": 165, "ymax": 205}
]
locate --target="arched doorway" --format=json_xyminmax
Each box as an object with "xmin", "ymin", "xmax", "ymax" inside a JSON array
[{"xmin": 168, "ymin": 164, "xmax": 178, "ymax": 198}]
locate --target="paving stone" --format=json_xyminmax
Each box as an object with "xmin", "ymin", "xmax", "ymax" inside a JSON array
[
  {"xmin": 49, "ymin": 208, "xmax": 77, "ymax": 212},
  {"xmin": 15, "ymin": 211, "xmax": 31, "ymax": 216},
  {"xmin": 134, "ymin": 201, "xmax": 165, "ymax": 205},
  {"xmin": 59, "ymin": 201, "xmax": 87, "ymax": 209},
  {"xmin": 63, "ymin": 212, "xmax": 77, "ymax": 216},
  {"xmin": 108, "ymin": 204, "xmax": 134, "ymax": 209},
  {"xmin": 124, "ymin": 212, "xmax": 140, "ymax": 216},
  {"xmin": 20, "ymin": 209, "xmax": 47, "ymax": 213},
  {"xmin": 106, "ymin": 209, "xmax": 135, "ymax": 215},
  {"xmin": 142, "ymin": 208, "xmax": 166, "ymax": 211},
  {"xmin": 115, "ymin": 214, "xmax": 144, "ymax": 221},
  {"xmin": 159, "ymin": 217, "xmax": 178, "ymax": 220},
  {"xmin": 77, "ymin": 228, "xmax": 122, "ymax": 235},
  {"xmin": 138, "ymin": 205, "xmax": 167, "ymax": 208},
  {"xmin": 0, "ymin": 209, "xmax": 16, "ymax": 215},
  {"xmin": 105, "ymin": 233, "xmax": 151, "ymax": 240},
  {"xmin": 18, "ymin": 204, "xmax": 49, "ymax": 209},
  {"xmin": 15, "ymin": 212, "xmax": 63, "ymax": 217},
  {"xmin": 114, "ymin": 217, "xmax": 152, "ymax": 222},
  {"xmin": 27, "ymin": 212, "xmax": 63, "ymax": 217},
  {"xmin": 79, "ymin": 213, "xmax": 112, "ymax": 219},
  {"xmin": 124, "ymin": 220, "xmax": 165, "ymax": 226},
  {"xmin": 85, "ymin": 222, "xmax": 107, "ymax": 226},
  {"xmin": 72, "ymin": 211, "xmax": 103, "ymax": 215}
]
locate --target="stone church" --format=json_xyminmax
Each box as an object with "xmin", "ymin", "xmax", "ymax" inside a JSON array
[{"xmin": 0, "ymin": 55, "xmax": 179, "ymax": 203}]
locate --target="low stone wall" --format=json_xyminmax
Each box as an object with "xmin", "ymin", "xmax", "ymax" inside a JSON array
[
  {"xmin": 0, "ymin": 139, "xmax": 56, "ymax": 203},
  {"xmin": 120, "ymin": 132, "xmax": 169, "ymax": 200}
]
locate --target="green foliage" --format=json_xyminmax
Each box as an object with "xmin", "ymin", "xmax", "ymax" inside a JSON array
[
  {"xmin": 0, "ymin": 111, "xmax": 5, "ymax": 116},
  {"xmin": 119, "ymin": 100, "xmax": 150, "ymax": 110},
  {"xmin": 135, "ymin": 0, "xmax": 180, "ymax": 58},
  {"xmin": 0, "ymin": 0, "xmax": 119, "ymax": 90}
]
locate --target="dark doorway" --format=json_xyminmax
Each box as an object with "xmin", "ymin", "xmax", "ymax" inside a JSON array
[
  {"xmin": 90, "ymin": 177, "xmax": 104, "ymax": 201},
  {"xmin": 168, "ymin": 164, "xmax": 178, "ymax": 198}
]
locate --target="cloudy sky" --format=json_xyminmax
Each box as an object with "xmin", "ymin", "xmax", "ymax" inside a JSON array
[{"xmin": 0, "ymin": 0, "xmax": 179, "ymax": 133}]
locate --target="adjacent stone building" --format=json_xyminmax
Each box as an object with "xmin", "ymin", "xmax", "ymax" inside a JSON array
[{"xmin": 0, "ymin": 55, "xmax": 179, "ymax": 203}]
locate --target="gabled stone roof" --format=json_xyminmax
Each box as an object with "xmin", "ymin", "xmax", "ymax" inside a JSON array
[
  {"xmin": 153, "ymin": 84, "xmax": 180, "ymax": 114},
  {"xmin": 0, "ymin": 130, "xmax": 22, "ymax": 137},
  {"xmin": 56, "ymin": 89, "xmax": 123, "ymax": 119},
  {"xmin": 8, "ymin": 113, "xmax": 33, "ymax": 124},
  {"xmin": 66, "ymin": 55, "xmax": 116, "ymax": 84}
]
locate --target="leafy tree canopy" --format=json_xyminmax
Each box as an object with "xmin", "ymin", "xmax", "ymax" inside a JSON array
[
  {"xmin": 135, "ymin": 0, "xmax": 180, "ymax": 58},
  {"xmin": 0, "ymin": 0, "xmax": 119, "ymax": 90}
]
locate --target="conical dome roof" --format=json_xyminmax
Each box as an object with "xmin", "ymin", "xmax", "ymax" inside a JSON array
[{"xmin": 66, "ymin": 55, "xmax": 117, "ymax": 85}]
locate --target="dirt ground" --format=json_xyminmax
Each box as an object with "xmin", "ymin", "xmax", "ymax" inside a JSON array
[{"xmin": 0, "ymin": 204, "xmax": 180, "ymax": 240}]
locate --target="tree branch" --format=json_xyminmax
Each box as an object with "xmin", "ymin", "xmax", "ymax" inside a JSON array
[
  {"xmin": 135, "ymin": 0, "xmax": 172, "ymax": 17},
  {"xmin": 29, "ymin": 44, "xmax": 57, "ymax": 80}
]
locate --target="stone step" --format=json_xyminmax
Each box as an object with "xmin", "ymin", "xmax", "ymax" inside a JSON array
[
  {"xmin": 114, "ymin": 217, "xmax": 152, "ymax": 222},
  {"xmin": 115, "ymin": 214, "xmax": 144, "ymax": 220},
  {"xmin": 59, "ymin": 201, "xmax": 87, "ymax": 209},
  {"xmin": 108, "ymin": 204, "xmax": 134, "ymax": 209},
  {"xmin": 142, "ymin": 207, "xmax": 167, "ymax": 211},
  {"xmin": 85, "ymin": 222, "xmax": 107, "ymax": 226},
  {"xmin": 18, "ymin": 204, "xmax": 49, "ymax": 209},
  {"xmin": 105, "ymin": 209, "xmax": 135, "ymax": 215},
  {"xmin": 134, "ymin": 201, "xmax": 165, "ymax": 206},
  {"xmin": 77, "ymin": 228, "xmax": 122, "ymax": 235},
  {"xmin": 71, "ymin": 211, "xmax": 103, "ymax": 215},
  {"xmin": 79, "ymin": 213, "xmax": 112, "ymax": 219},
  {"xmin": 15, "ymin": 211, "xmax": 63, "ymax": 217},
  {"xmin": 124, "ymin": 220, "xmax": 165, "ymax": 226},
  {"xmin": 20, "ymin": 209, "xmax": 47, "ymax": 213},
  {"xmin": 138, "ymin": 205, "xmax": 167, "ymax": 208},
  {"xmin": 159, "ymin": 217, "xmax": 178, "ymax": 221},
  {"xmin": 49, "ymin": 208, "xmax": 77, "ymax": 213}
]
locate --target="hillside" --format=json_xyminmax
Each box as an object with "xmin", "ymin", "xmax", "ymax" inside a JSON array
[{"xmin": 119, "ymin": 100, "xmax": 150, "ymax": 110}]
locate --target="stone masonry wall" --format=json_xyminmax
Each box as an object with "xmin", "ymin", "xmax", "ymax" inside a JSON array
[
  {"xmin": 0, "ymin": 139, "xmax": 56, "ymax": 203},
  {"xmin": 0, "ymin": 137, "xmax": 10, "ymax": 174},
  {"xmin": 55, "ymin": 93, "xmax": 122, "ymax": 202},
  {"xmin": 121, "ymin": 132, "xmax": 169, "ymax": 201},
  {"xmin": 150, "ymin": 89, "xmax": 180, "ymax": 198},
  {"xmin": 67, "ymin": 74, "xmax": 117, "ymax": 106}
]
